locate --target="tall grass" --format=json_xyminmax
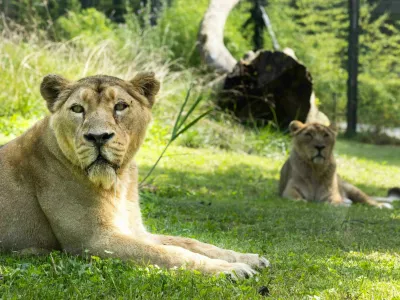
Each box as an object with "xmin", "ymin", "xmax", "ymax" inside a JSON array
[
  {"xmin": 0, "ymin": 11, "xmax": 184, "ymax": 135},
  {"xmin": 0, "ymin": 10, "xmax": 289, "ymax": 155}
]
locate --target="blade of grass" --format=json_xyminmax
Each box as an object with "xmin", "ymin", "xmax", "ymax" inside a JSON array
[
  {"xmin": 139, "ymin": 140, "xmax": 172, "ymax": 186},
  {"xmin": 174, "ymin": 94, "xmax": 204, "ymax": 136},
  {"xmin": 172, "ymin": 85, "xmax": 192, "ymax": 137},
  {"xmin": 173, "ymin": 109, "xmax": 213, "ymax": 139},
  {"xmin": 140, "ymin": 86, "xmax": 211, "ymax": 187}
]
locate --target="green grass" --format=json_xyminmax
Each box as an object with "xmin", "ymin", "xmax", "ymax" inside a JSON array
[
  {"xmin": 1, "ymin": 14, "xmax": 399, "ymax": 299},
  {"xmin": 1, "ymin": 135, "xmax": 399, "ymax": 299}
]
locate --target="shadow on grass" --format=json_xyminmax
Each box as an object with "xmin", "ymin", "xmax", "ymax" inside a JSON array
[
  {"xmin": 139, "ymin": 162, "xmax": 400, "ymax": 255},
  {"xmin": 140, "ymin": 162, "xmax": 281, "ymax": 200},
  {"xmin": 0, "ymin": 159, "xmax": 398, "ymax": 298}
]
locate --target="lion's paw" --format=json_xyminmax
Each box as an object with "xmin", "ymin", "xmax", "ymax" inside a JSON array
[
  {"xmin": 236, "ymin": 253, "xmax": 270, "ymax": 269},
  {"xmin": 204, "ymin": 260, "xmax": 257, "ymax": 280},
  {"xmin": 221, "ymin": 262, "xmax": 258, "ymax": 280},
  {"xmin": 378, "ymin": 202, "xmax": 393, "ymax": 209}
]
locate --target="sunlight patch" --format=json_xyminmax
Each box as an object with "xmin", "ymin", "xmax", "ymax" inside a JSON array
[{"xmin": 346, "ymin": 251, "xmax": 400, "ymax": 264}]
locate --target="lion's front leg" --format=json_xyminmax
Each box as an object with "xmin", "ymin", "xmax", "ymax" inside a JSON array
[
  {"xmin": 86, "ymin": 233, "xmax": 257, "ymax": 279},
  {"xmin": 150, "ymin": 234, "xmax": 269, "ymax": 269},
  {"xmin": 282, "ymin": 181, "xmax": 306, "ymax": 202}
]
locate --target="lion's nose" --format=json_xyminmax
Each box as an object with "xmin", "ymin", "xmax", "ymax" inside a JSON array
[
  {"xmin": 315, "ymin": 145, "xmax": 325, "ymax": 151},
  {"xmin": 84, "ymin": 132, "xmax": 115, "ymax": 146}
]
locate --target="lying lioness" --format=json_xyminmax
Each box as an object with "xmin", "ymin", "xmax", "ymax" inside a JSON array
[
  {"xmin": 279, "ymin": 121, "xmax": 392, "ymax": 209},
  {"xmin": 0, "ymin": 73, "xmax": 268, "ymax": 278}
]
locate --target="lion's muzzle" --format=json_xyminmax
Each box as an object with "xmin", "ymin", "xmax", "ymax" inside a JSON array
[
  {"xmin": 84, "ymin": 132, "xmax": 115, "ymax": 147},
  {"xmin": 80, "ymin": 129, "xmax": 122, "ymax": 189},
  {"xmin": 312, "ymin": 145, "xmax": 327, "ymax": 164}
]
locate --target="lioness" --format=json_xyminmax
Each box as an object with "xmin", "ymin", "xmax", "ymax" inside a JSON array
[
  {"xmin": 279, "ymin": 121, "xmax": 392, "ymax": 209},
  {"xmin": 0, "ymin": 73, "xmax": 268, "ymax": 278}
]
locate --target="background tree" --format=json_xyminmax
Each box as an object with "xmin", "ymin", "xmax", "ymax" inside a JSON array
[
  {"xmin": 242, "ymin": 0, "xmax": 267, "ymax": 50},
  {"xmin": 346, "ymin": 0, "xmax": 360, "ymax": 137}
]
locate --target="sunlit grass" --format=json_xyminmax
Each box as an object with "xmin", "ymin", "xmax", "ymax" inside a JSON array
[
  {"xmin": 1, "ymin": 21, "xmax": 399, "ymax": 299},
  {"xmin": 0, "ymin": 139, "xmax": 399, "ymax": 298}
]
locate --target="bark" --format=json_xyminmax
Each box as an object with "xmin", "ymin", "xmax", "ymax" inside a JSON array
[
  {"xmin": 198, "ymin": 0, "xmax": 240, "ymax": 73},
  {"xmin": 220, "ymin": 50, "xmax": 313, "ymax": 128}
]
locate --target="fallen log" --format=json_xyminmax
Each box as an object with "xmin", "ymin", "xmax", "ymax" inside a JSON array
[
  {"xmin": 220, "ymin": 50, "xmax": 314, "ymax": 128},
  {"xmin": 197, "ymin": 0, "xmax": 330, "ymax": 128}
]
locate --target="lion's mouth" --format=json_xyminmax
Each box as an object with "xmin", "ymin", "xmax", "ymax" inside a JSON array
[
  {"xmin": 312, "ymin": 153, "xmax": 325, "ymax": 163},
  {"xmin": 86, "ymin": 154, "xmax": 118, "ymax": 172},
  {"xmin": 85, "ymin": 154, "xmax": 119, "ymax": 189}
]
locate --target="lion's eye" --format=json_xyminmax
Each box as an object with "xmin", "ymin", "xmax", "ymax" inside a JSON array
[
  {"xmin": 305, "ymin": 132, "xmax": 313, "ymax": 138},
  {"xmin": 115, "ymin": 102, "xmax": 129, "ymax": 112},
  {"xmin": 324, "ymin": 133, "xmax": 329, "ymax": 138},
  {"xmin": 71, "ymin": 105, "xmax": 84, "ymax": 114}
]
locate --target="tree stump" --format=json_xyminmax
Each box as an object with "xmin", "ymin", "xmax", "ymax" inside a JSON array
[{"xmin": 219, "ymin": 50, "xmax": 314, "ymax": 129}]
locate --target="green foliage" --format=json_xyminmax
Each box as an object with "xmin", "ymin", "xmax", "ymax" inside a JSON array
[
  {"xmin": 4, "ymin": 0, "xmax": 399, "ymax": 128},
  {"xmin": 0, "ymin": 4, "xmax": 180, "ymax": 118},
  {"xmin": 265, "ymin": 0, "xmax": 400, "ymax": 128},
  {"xmin": 156, "ymin": 0, "xmax": 209, "ymax": 66},
  {"xmin": 129, "ymin": 0, "xmax": 253, "ymax": 67},
  {"xmin": 1, "ymin": 0, "xmax": 81, "ymax": 33},
  {"xmin": 357, "ymin": 8, "xmax": 400, "ymax": 128},
  {"xmin": 358, "ymin": 76, "xmax": 400, "ymax": 129},
  {"xmin": 55, "ymin": 8, "xmax": 115, "ymax": 41},
  {"xmin": 224, "ymin": 2, "xmax": 254, "ymax": 59},
  {"xmin": 0, "ymin": 12, "xmax": 281, "ymax": 156}
]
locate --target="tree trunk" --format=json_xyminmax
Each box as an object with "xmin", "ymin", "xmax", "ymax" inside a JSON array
[
  {"xmin": 346, "ymin": 0, "xmax": 360, "ymax": 137},
  {"xmin": 198, "ymin": 0, "xmax": 240, "ymax": 73}
]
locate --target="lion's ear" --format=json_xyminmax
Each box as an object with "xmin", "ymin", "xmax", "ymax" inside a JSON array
[
  {"xmin": 129, "ymin": 72, "xmax": 160, "ymax": 107},
  {"xmin": 289, "ymin": 120, "xmax": 305, "ymax": 134},
  {"xmin": 329, "ymin": 123, "xmax": 338, "ymax": 136},
  {"xmin": 40, "ymin": 74, "xmax": 71, "ymax": 112}
]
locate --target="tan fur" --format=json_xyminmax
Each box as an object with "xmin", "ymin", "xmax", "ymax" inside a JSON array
[
  {"xmin": 0, "ymin": 73, "xmax": 268, "ymax": 279},
  {"xmin": 279, "ymin": 121, "xmax": 391, "ymax": 208}
]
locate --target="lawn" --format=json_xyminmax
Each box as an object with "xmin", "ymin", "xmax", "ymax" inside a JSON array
[
  {"xmin": 1, "ymin": 3, "xmax": 399, "ymax": 298},
  {"xmin": 0, "ymin": 130, "xmax": 399, "ymax": 299}
]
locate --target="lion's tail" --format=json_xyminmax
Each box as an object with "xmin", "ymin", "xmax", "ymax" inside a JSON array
[
  {"xmin": 374, "ymin": 187, "xmax": 400, "ymax": 203},
  {"xmin": 341, "ymin": 181, "xmax": 376, "ymax": 205},
  {"xmin": 341, "ymin": 181, "xmax": 393, "ymax": 209}
]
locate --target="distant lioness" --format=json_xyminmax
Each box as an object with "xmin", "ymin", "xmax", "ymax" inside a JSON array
[
  {"xmin": 0, "ymin": 73, "xmax": 268, "ymax": 279},
  {"xmin": 279, "ymin": 121, "xmax": 392, "ymax": 209}
]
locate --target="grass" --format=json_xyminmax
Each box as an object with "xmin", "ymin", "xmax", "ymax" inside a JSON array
[
  {"xmin": 1, "ymin": 15, "xmax": 399, "ymax": 299},
  {"xmin": 0, "ymin": 134, "xmax": 399, "ymax": 298}
]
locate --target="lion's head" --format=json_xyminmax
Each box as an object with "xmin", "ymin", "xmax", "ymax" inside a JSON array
[
  {"xmin": 40, "ymin": 72, "xmax": 160, "ymax": 189},
  {"xmin": 289, "ymin": 121, "xmax": 337, "ymax": 165}
]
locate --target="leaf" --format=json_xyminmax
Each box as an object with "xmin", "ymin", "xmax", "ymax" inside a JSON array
[
  {"xmin": 173, "ymin": 109, "xmax": 212, "ymax": 140},
  {"xmin": 172, "ymin": 84, "xmax": 192, "ymax": 137}
]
